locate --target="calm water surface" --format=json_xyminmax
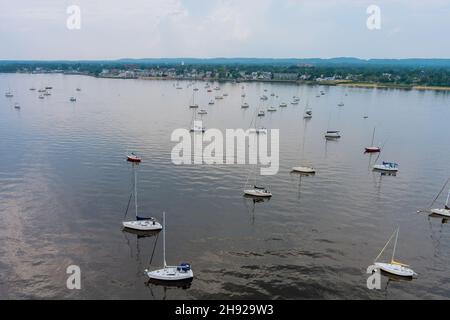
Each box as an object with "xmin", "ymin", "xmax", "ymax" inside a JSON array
[{"xmin": 1, "ymin": 73, "xmax": 450, "ymax": 299}]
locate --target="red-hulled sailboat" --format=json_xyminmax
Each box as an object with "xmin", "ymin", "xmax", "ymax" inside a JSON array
[{"xmin": 365, "ymin": 127, "xmax": 381, "ymax": 153}]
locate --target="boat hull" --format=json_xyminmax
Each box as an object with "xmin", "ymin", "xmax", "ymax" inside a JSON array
[
  {"xmin": 122, "ymin": 220, "xmax": 162, "ymax": 231},
  {"xmin": 146, "ymin": 267, "xmax": 193, "ymax": 281},
  {"xmin": 244, "ymin": 189, "xmax": 272, "ymax": 197},
  {"xmin": 431, "ymin": 208, "xmax": 450, "ymax": 217},
  {"xmin": 127, "ymin": 156, "xmax": 141, "ymax": 162},
  {"xmin": 373, "ymin": 165, "xmax": 398, "ymax": 172},
  {"xmin": 365, "ymin": 147, "xmax": 381, "ymax": 153},
  {"xmin": 292, "ymin": 166, "xmax": 315, "ymax": 174},
  {"xmin": 374, "ymin": 262, "xmax": 415, "ymax": 278}
]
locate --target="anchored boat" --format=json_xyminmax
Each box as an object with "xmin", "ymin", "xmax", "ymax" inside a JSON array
[
  {"xmin": 372, "ymin": 228, "xmax": 416, "ymax": 278},
  {"xmin": 122, "ymin": 170, "xmax": 162, "ymax": 231},
  {"xmin": 145, "ymin": 212, "xmax": 193, "ymax": 282}
]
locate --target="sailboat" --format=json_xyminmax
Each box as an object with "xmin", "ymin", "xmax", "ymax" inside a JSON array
[
  {"xmin": 14, "ymin": 103, "xmax": 20, "ymax": 109},
  {"xmin": 123, "ymin": 170, "xmax": 162, "ymax": 231},
  {"xmin": 373, "ymin": 161, "xmax": 398, "ymax": 172},
  {"xmin": 267, "ymin": 106, "xmax": 277, "ymax": 112},
  {"xmin": 241, "ymin": 102, "xmax": 249, "ymax": 108},
  {"xmin": 189, "ymin": 90, "xmax": 198, "ymax": 108},
  {"xmin": 431, "ymin": 189, "xmax": 450, "ymax": 217},
  {"xmin": 279, "ymin": 102, "xmax": 287, "ymax": 108},
  {"xmin": 292, "ymin": 118, "xmax": 315, "ymax": 174},
  {"xmin": 365, "ymin": 127, "xmax": 381, "ymax": 153},
  {"xmin": 372, "ymin": 228, "xmax": 417, "ymax": 278},
  {"xmin": 145, "ymin": 212, "xmax": 193, "ymax": 281},
  {"xmin": 243, "ymin": 163, "xmax": 272, "ymax": 198},
  {"xmin": 303, "ymin": 100, "xmax": 312, "ymax": 119},
  {"xmin": 325, "ymin": 130, "xmax": 341, "ymax": 139},
  {"xmin": 127, "ymin": 152, "xmax": 142, "ymax": 162},
  {"xmin": 5, "ymin": 91, "xmax": 13, "ymax": 98}
]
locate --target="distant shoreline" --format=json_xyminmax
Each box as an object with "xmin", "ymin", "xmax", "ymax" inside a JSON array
[{"xmin": 3, "ymin": 72, "xmax": 450, "ymax": 92}]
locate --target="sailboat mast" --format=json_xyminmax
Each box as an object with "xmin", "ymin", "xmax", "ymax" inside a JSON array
[
  {"xmin": 391, "ymin": 228, "xmax": 399, "ymax": 263},
  {"xmin": 446, "ymin": 190, "xmax": 450, "ymax": 206},
  {"xmin": 163, "ymin": 212, "xmax": 167, "ymax": 268},
  {"xmin": 134, "ymin": 169, "xmax": 138, "ymax": 219},
  {"xmin": 371, "ymin": 127, "xmax": 376, "ymax": 146}
]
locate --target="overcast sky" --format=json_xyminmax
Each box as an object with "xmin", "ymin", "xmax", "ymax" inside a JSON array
[{"xmin": 0, "ymin": 0, "xmax": 449, "ymax": 60}]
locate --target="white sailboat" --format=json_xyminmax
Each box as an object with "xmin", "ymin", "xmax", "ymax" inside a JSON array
[
  {"xmin": 292, "ymin": 117, "xmax": 315, "ymax": 174},
  {"xmin": 373, "ymin": 162, "xmax": 398, "ymax": 172},
  {"xmin": 189, "ymin": 90, "xmax": 198, "ymax": 108},
  {"xmin": 279, "ymin": 102, "xmax": 287, "ymax": 107},
  {"xmin": 145, "ymin": 212, "xmax": 193, "ymax": 281},
  {"xmin": 267, "ymin": 106, "xmax": 277, "ymax": 112},
  {"xmin": 14, "ymin": 103, "xmax": 20, "ymax": 109},
  {"xmin": 241, "ymin": 102, "xmax": 249, "ymax": 108},
  {"xmin": 243, "ymin": 163, "xmax": 272, "ymax": 197},
  {"xmin": 372, "ymin": 228, "xmax": 417, "ymax": 278},
  {"xmin": 5, "ymin": 91, "xmax": 13, "ymax": 98},
  {"xmin": 123, "ymin": 170, "xmax": 163, "ymax": 231},
  {"xmin": 431, "ymin": 189, "xmax": 450, "ymax": 217}
]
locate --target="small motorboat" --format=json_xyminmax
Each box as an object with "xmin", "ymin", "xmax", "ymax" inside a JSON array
[
  {"xmin": 241, "ymin": 103, "xmax": 249, "ymax": 108},
  {"xmin": 279, "ymin": 102, "xmax": 287, "ymax": 107},
  {"xmin": 244, "ymin": 186, "xmax": 272, "ymax": 198},
  {"xmin": 325, "ymin": 130, "xmax": 341, "ymax": 139},
  {"xmin": 198, "ymin": 109, "xmax": 207, "ymax": 115},
  {"xmin": 267, "ymin": 107, "xmax": 277, "ymax": 112},
  {"xmin": 189, "ymin": 104, "xmax": 199, "ymax": 108},
  {"xmin": 145, "ymin": 212, "xmax": 193, "ymax": 282},
  {"xmin": 338, "ymin": 102, "xmax": 344, "ymax": 107},
  {"xmin": 69, "ymin": 97, "xmax": 76, "ymax": 102},
  {"xmin": 14, "ymin": 103, "xmax": 20, "ymax": 109},
  {"xmin": 257, "ymin": 110, "xmax": 265, "ymax": 117},
  {"xmin": 373, "ymin": 162, "xmax": 398, "ymax": 172},
  {"xmin": 5, "ymin": 91, "xmax": 13, "ymax": 98},
  {"xmin": 208, "ymin": 100, "xmax": 214, "ymax": 105},
  {"xmin": 127, "ymin": 153, "xmax": 142, "ymax": 162},
  {"xmin": 291, "ymin": 100, "xmax": 299, "ymax": 105}
]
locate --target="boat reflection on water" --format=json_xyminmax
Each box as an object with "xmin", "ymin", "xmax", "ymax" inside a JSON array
[
  {"xmin": 290, "ymin": 170, "xmax": 315, "ymax": 200},
  {"xmin": 428, "ymin": 213, "xmax": 449, "ymax": 224},
  {"xmin": 146, "ymin": 277, "xmax": 193, "ymax": 289}
]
